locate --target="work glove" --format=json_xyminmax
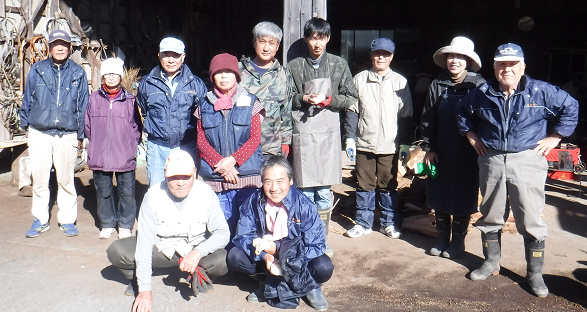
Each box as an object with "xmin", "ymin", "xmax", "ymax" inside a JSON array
[
  {"xmin": 178, "ymin": 258, "xmax": 214, "ymax": 295},
  {"xmin": 346, "ymin": 138, "xmax": 356, "ymax": 161},
  {"xmin": 252, "ymin": 238, "xmax": 271, "ymax": 255},
  {"xmin": 399, "ymin": 144, "xmax": 411, "ymax": 164},
  {"xmin": 269, "ymin": 258, "xmax": 282, "ymax": 276},
  {"xmin": 281, "ymin": 144, "xmax": 290, "ymax": 158},
  {"xmin": 316, "ymin": 95, "xmax": 332, "ymax": 108}
]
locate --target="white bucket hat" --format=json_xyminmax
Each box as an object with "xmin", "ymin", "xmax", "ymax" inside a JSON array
[
  {"xmin": 432, "ymin": 36, "xmax": 482, "ymax": 72},
  {"xmin": 100, "ymin": 58, "xmax": 125, "ymax": 78}
]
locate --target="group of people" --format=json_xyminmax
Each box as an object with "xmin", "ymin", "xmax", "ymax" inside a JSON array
[{"xmin": 19, "ymin": 15, "xmax": 578, "ymax": 312}]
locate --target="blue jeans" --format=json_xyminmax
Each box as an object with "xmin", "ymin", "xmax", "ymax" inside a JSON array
[
  {"xmin": 146, "ymin": 140, "xmax": 198, "ymax": 186},
  {"xmin": 355, "ymin": 190, "xmax": 400, "ymax": 229},
  {"xmin": 217, "ymin": 188, "xmax": 258, "ymax": 236},
  {"xmin": 300, "ymin": 186, "xmax": 331, "ymax": 212},
  {"xmin": 93, "ymin": 170, "xmax": 137, "ymax": 229}
]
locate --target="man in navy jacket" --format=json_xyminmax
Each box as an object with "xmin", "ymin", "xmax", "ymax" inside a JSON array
[
  {"xmin": 20, "ymin": 30, "xmax": 89, "ymax": 238},
  {"xmin": 456, "ymin": 43, "xmax": 578, "ymax": 298},
  {"xmin": 137, "ymin": 37, "xmax": 206, "ymax": 186},
  {"xmin": 228, "ymin": 156, "xmax": 333, "ymax": 311}
]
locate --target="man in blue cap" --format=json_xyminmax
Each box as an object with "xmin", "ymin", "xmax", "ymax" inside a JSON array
[
  {"xmin": 137, "ymin": 37, "xmax": 207, "ymax": 186},
  {"xmin": 343, "ymin": 38, "xmax": 413, "ymax": 239},
  {"xmin": 20, "ymin": 29, "xmax": 89, "ymax": 237},
  {"xmin": 456, "ymin": 43, "xmax": 579, "ymax": 297}
]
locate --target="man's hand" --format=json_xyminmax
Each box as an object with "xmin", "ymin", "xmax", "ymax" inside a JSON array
[
  {"xmin": 77, "ymin": 139, "xmax": 84, "ymax": 149},
  {"xmin": 534, "ymin": 133, "xmax": 563, "ymax": 156},
  {"xmin": 213, "ymin": 156, "xmax": 237, "ymax": 175},
  {"xmin": 264, "ymin": 253, "xmax": 276, "ymax": 271},
  {"xmin": 222, "ymin": 167, "xmax": 239, "ymax": 184},
  {"xmin": 303, "ymin": 93, "xmax": 324, "ymax": 105},
  {"xmin": 466, "ymin": 131, "xmax": 487, "ymax": 156},
  {"xmin": 132, "ymin": 291, "xmax": 153, "ymax": 312},
  {"xmin": 179, "ymin": 249, "xmax": 202, "ymax": 274},
  {"xmin": 345, "ymin": 138, "xmax": 356, "ymax": 161},
  {"xmin": 423, "ymin": 151, "xmax": 439, "ymax": 167}
]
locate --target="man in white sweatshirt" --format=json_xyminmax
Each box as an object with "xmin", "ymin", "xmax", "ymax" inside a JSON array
[{"xmin": 107, "ymin": 150, "xmax": 229, "ymax": 312}]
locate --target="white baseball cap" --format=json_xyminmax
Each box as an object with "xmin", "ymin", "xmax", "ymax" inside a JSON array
[{"xmin": 165, "ymin": 150, "xmax": 195, "ymax": 177}]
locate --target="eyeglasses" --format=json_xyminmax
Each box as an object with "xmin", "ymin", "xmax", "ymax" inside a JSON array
[{"xmin": 103, "ymin": 74, "xmax": 120, "ymax": 78}]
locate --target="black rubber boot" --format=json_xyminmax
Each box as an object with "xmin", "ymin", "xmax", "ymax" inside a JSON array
[
  {"xmin": 319, "ymin": 208, "xmax": 334, "ymax": 258},
  {"xmin": 525, "ymin": 238, "xmax": 549, "ymax": 298},
  {"xmin": 429, "ymin": 212, "xmax": 451, "ymax": 256},
  {"xmin": 470, "ymin": 231, "xmax": 501, "ymax": 281},
  {"xmin": 442, "ymin": 215, "xmax": 470, "ymax": 259}
]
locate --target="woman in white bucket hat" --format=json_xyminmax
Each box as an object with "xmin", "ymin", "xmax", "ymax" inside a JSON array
[{"xmin": 421, "ymin": 37, "xmax": 485, "ymax": 259}]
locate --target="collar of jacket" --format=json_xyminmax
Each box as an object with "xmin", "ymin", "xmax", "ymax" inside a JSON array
[
  {"xmin": 303, "ymin": 52, "xmax": 329, "ymax": 68},
  {"xmin": 148, "ymin": 64, "xmax": 194, "ymax": 90},
  {"xmin": 486, "ymin": 74, "xmax": 529, "ymax": 97},
  {"xmin": 49, "ymin": 57, "xmax": 72, "ymax": 71},
  {"xmin": 98, "ymin": 86, "xmax": 130, "ymax": 101},
  {"xmin": 241, "ymin": 56, "xmax": 281, "ymax": 78},
  {"xmin": 257, "ymin": 184, "xmax": 297, "ymax": 215},
  {"xmin": 206, "ymin": 83, "xmax": 249, "ymax": 103},
  {"xmin": 367, "ymin": 68, "xmax": 392, "ymax": 82},
  {"xmin": 436, "ymin": 71, "xmax": 482, "ymax": 88}
]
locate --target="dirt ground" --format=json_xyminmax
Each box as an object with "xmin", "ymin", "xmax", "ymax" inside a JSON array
[{"xmin": 1, "ymin": 163, "xmax": 587, "ymax": 312}]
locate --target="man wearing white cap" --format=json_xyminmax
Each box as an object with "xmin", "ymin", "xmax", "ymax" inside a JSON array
[
  {"xmin": 137, "ymin": 37, "xmax": 207, "ymax": 186},
  {"xmin": 343, "ymin": 38, "xmax": 413, "ymax": 240},
  {"xmin": 107, "ymin": 150, "xmax": 229, "ymax": 311},
  {"xmin": 20, "ymin": 29, "xmax": 89, "ymax": 238},
  {"xmin": 456, "ymin": 43, "xmax": 579, "ymax": 298}
]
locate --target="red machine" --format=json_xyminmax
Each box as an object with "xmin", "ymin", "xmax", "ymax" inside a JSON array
[{"xmin": 545, "ymin": 143, "xmax": 585, "ymax": 181}]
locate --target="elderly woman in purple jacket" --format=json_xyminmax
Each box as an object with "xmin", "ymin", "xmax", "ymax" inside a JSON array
[{"xmin": 84, "ymin": 58, "xmax": 143, "ymax": 239}]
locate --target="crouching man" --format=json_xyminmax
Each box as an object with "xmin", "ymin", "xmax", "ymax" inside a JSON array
[
  {"xmin": 107, "ymin": 150, "xmax": 229, "ymax": 311},
  {"xmin": 228, "ymin": 156, "xmax": 334, "ymax": 311}
]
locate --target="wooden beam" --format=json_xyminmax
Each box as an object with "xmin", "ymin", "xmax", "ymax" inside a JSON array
[
  {"xmin": 313, "ymin": 0, "xmax": 327, "ymax": 19},
  {"xmin": 47, "ymin": 0, "xmax": 59, "ymax": 18},
  {"xmin": 0, "ymin": 0, "xmax": 5, "ymax": 18}
]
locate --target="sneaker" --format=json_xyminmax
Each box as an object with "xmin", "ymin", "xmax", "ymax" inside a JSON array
[
  {"xmin": 25, "ymin": 219, "xmax": 50, "ymax": 238},
  {"xmin": 344, "ymin": 224, "xmax": 372, "ymax": 238},
  {"xmin": 118, "ymin": 228, "xmax": 132, "ymax": 239},
  {"xmin": 99, "ymin": 228, "xmax": 115, "ymax": 239},
  {"xmin": 380, "ymin": 225, "xmax": 401, "ymax": 239},
  {"xmin": 59, "ymin": 223, "xmax": 79, "ymax": 237}
]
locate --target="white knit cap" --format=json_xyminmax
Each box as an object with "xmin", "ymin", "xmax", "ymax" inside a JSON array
[{"xmin": 100, "ymin": 58, "xmax": 125, "ymax": 78}]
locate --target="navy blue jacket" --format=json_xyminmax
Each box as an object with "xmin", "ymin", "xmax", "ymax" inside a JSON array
[
  {"xmin": 198, "ymin": 90, "xmax": 263, "ymax": 180},
  {"xmin": 137, "ymin": 65, "xmax": 206, "ymax": 148},
  {"xmin": 20, "ymin": 58, "xmax": 89, "ymax": 138},
  {"xmin": 456, "ymin": 75, "xmax": 578, "ymax": 152},
  {"xmin": 232, "ymin": 184, "xmax": 326, "ymax": 265}
]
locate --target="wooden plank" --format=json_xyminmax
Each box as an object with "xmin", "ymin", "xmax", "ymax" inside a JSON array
[
  {"xmin": 313, "ymin": 0, "xmax": 327, "ymax": 19},
  {"xmin": 0, "ymin": 0, "xmax": 5, "ymax": 18},
  {"xmin": 0, "ymin": 139, "xmax": 28, "ymax": 149},
  {"xmin": 283, "ymin": 0, "xmax": 302, "ymax": 65},
  {"xmin": 48, "ymin": 0, "xmax": 59, "ymax": 18}
]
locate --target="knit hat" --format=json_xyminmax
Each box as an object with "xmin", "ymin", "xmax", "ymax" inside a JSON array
[
  {"xmin": 209, "ymin": 53, "xmax": 241, "ymax": 83},
  {"xmin": 432, "ymin": 36, "xmax": 482, "ymax": 72},
  {"xmin": 100, "ymin": 58, "xmax": 125, "ymax": 78},
  {"xmin": 165, "ymin": 150, "xmax": 195, "ymax": 178}
]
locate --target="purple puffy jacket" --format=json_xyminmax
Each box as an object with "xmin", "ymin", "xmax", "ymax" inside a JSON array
[{"xmin": 84, "ymin": 87, "xmax": 143, "ymax": 172}]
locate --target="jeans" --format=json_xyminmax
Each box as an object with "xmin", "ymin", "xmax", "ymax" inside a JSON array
[
  {"xmin": 300, "ymin": 186, "xmax": 331, "ymax": 212},
  {"xmin": 217, "ymin": 188, "xmax": 258, "ymax": 236},
  {"xmin": 146, "ymin": 140, "xmax": 198, "ymax": 186},
  {"xmin": 93, "ymin": 170, "xmax": 137, "ymax": 229},
  {"xmin": 28, "ymin": 128, "xmax": 78, "ymax": 224}
]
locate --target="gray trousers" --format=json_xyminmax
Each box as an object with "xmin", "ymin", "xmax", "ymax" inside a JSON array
[
  {"xmin": 107, "ymin": 236, "xmax": 228, "ymax": 281},
  {"xmin": 476, "ymin": 149, "xmax": 548, "ymax": 241}
]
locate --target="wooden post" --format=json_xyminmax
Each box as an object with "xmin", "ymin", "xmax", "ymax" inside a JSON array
[
  {"xmin": 0, "ymin": 0, "xmax": 6, "ymax": 18},
  {"xmin": 283, "ymin": 0, "xmax": 327, "ymax": 65},
  {"xmin": 47, "ymin": 0, "xmax": 59, "ymax": 18}
]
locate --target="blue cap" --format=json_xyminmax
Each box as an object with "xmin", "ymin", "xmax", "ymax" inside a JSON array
[
  {"xmin": 48, "ymin": 30, "xmax": 71, "ymax": 43},
  {"xmin": 494, "ymin": 43, "xmax": 524, "ymax": 61},
  {"xmin": 371, "ymin": 38, "xmax": 395, "ymax": 54}
]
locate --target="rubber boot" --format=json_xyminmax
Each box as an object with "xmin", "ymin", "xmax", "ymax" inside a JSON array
[
  {"xmin": 430, "ymin": 212, "xmax": 451, "ymax": 256},
  {"xmin": 525, "ymin": 238, "xmax": 549, "ymax": 298},
  {"xmin": 318, "ymin": 208, "xmax": 334, "ymax": 258},
  {"xmin": 442, "ymin": 215, "xmax": 470, "ymax": 259},
  {"xmin": 306, "ymin": 286, "xmax": 328, "ymax": 311},
  {"xmin": 470, "ymin": 231, "xmax": 501, "ymax": 281}
]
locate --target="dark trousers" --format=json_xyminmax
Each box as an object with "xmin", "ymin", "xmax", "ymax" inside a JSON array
[
  {"xmin": 106, "ymin": 236, "xmax": 228, "ymax": 281},
  {"xmin": 227, "ymin": 246, "xmax": 333, "ymax": 284},
  {"xmin": 93, "ymin": 170, "xmax": 137, "ymax": 229}
]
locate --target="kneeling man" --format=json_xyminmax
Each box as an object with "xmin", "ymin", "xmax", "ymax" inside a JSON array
[
  {"xmin": 107, "ymin": 150, "xmax": 229, "ymax": 311},
  {"xmin": 228, "ymin": 156, "xmax": 334, "ymax": 311}
]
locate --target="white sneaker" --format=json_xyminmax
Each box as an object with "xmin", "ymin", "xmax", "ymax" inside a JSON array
[
  {"xmin": 380, "ymin": 225, "xmax": 401, "ymax": 239},
  {"xmin": 99, "ymin": 228, "xmax": 115, "ymax": 239},
  {"xmin": 345, "ymin": 224, "xmax": 373, "ymax": 238},
  {"xmin": 118, "ymin": 228, "xmax": 132, "ymax": 239}
]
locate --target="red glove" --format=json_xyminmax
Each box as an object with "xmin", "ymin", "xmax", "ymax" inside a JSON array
[
  {"xmin": 281, "ymin": 144, "xmax": 290, "ymax": 157},
  {"xmin": 316, "ymin": 96, "xmax": 332, "ymax": 108}
]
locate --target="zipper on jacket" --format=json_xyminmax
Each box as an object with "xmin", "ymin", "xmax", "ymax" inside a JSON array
[
  {"xmin": 56, "ymin": 64, "xmax": 61, "ymax": 126},
  {"xmin": 504, "ymin": 95, "xmax": 511, "ymax": 151}
]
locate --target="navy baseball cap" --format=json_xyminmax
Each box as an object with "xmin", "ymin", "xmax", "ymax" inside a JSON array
[
  {"xmin": 48, "ymin": 30, "xmax": 71, "ymax": 43},
  {"xmin": 371, "ymin": 38, "xmax": 395, "ymax": 54},
  {"xmin": 494, "ymin": 43, "xmax": 524, "ymax": 61}
]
